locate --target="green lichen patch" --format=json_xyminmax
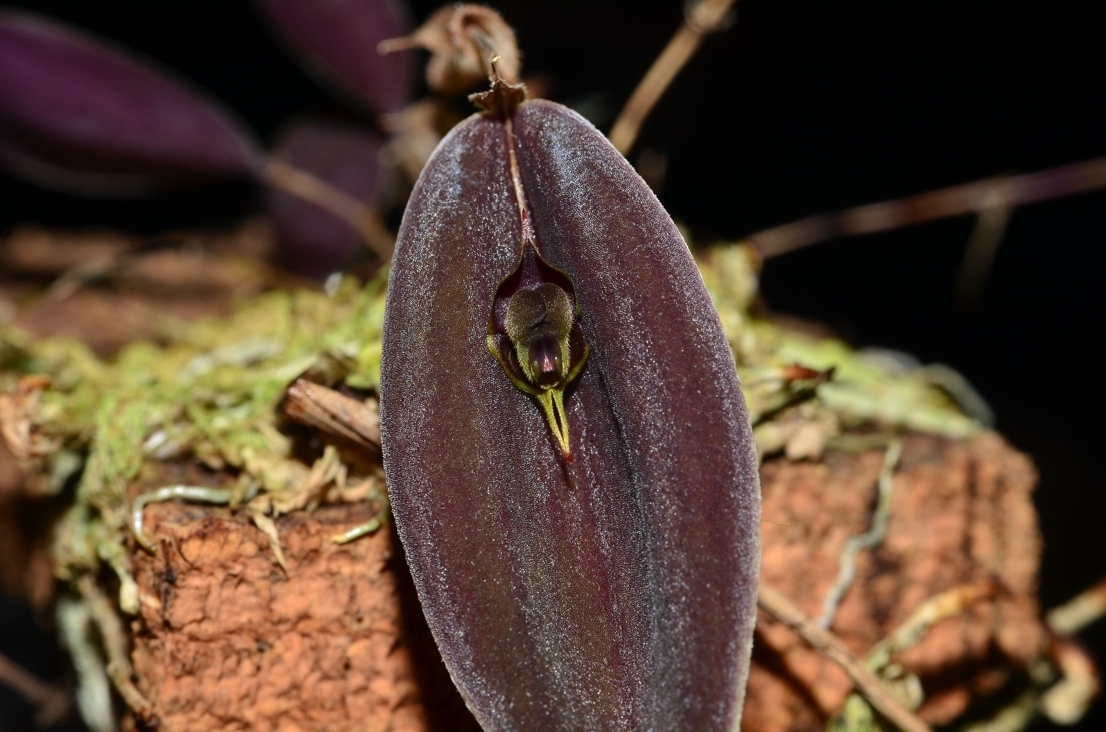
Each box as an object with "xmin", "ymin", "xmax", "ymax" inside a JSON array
[
  {"xmin": 1, "ymin": 271, "xmax": 388, "ymax": 611},
  {"xmin": 697, "ymin": 243, "xmax": 982, "ymax": 460},
  {"xmin": 1, "ymin": 242, "xmax": 984, "ymax": 615}
]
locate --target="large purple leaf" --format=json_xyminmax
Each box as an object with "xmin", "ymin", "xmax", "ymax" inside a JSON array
[
  {"xmin": 264, "ymin": 116, "xmax": 383, "ymax": 278},
  {"xmin": 0, "ymin": 10, "xmax": 261, "ymax": 196},
  {"xmin": 254, "ymin": 0, "xmax": 412, "ymax": 116},
  {"xmin": 381, "ymin": 97, "xmax": 760, "ymax": 730}
]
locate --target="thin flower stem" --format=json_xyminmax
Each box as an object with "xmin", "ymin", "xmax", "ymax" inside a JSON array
[
  {"xmin": 749, "ymin": 156, "xmax": 1106, "ymax": 258},
  {"xmin": 262, "ymin": 158, "xmax": 395, "ymax": 260},
  {"xmin": 608, "ymin": 0, "xmax": 738, "ymax": 155}
]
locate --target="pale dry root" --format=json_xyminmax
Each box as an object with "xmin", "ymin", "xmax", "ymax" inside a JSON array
[
  {"xmin": 116, "ymin": 431, "xmax": 1045, "ymax": 732},
  {"xmin": 747, "ymin": 432, "xmax": 1043, "ymax": 732}
]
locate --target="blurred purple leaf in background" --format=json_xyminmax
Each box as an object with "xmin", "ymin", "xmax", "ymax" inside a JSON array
[
  {"xmin": 254, "ymin": 0, "xmax": 414, "ymax": 116},
  {"xmin": 0, "ymin": 9, "xmax": 262, "ymax": 197},
  {"xmin": 264, "ymin": 116, "xmax": 383, "ymax": 277}
]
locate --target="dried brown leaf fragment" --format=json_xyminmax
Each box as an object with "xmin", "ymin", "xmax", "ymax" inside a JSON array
[{"xmin": 380, "ymin": 5, "xmax": 520, "ymax": 95}]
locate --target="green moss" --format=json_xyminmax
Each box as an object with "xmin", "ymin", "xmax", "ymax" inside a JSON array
[
  {"xmin": 1, "ymin": 245, "xmax": 982, "ymax": 609},
  {"xmin": 1, "ymin": 270, "xmax": 389, "ymax": 607}
]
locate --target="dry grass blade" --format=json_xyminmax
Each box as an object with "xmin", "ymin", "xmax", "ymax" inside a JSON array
[{"xmin": 608, "ymin": 0, "xmax": 738, "ymax": 154}]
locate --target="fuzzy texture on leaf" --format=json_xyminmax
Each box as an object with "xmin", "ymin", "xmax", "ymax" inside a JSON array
[
  {"xmin": 264, "ymin": 116, "xmax": 382, "ymax": 278},
  {"xmin": 254, "ymin": 0, "xmax": 412, "ymax": 116},
  {"xmin": 380, "ymin": 99, "xmax": 760, "ymax": 731},
  {"xmin": 0, "ymin": 9, "xmax": 260, "ymax": 196}
]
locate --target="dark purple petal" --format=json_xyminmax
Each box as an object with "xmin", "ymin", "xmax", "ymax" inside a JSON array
[
  {"xmin": 254, "ymin": 0, "xmax": 412, "ymax": 116},
  {"xmin": 381, "ymin": 99, "xmax": 760, "ymax": 731},
  {"xmin": 263, "ymin": 117, "xmax": 382, "ymax": 278},
  {"xmin": 0, "ymin": 10, "xmax": 261, "ymax": 196}
]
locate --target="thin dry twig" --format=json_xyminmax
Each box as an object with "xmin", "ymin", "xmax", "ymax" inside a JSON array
[
  {"xmin": 608, "ymin": 0, "xmax": 738, "ymax": 155},
  {"xmin": 748, "ymin": 156, "xmax": 1106, "ymax": 258},
  {"xmin": 953, "ymin": 180, "xmax": 1013, "ymax": 306},
  {"xmin": 263, "ymin": 159, "xmax": 395, "ymax": 260},
  {"xmin": 283, "ymin": 379, "xmax": 381, "ymax": 449},
  {"xmin": 0, "ymin": 650, "xmax": 71, "ymax": 724},
  {"xmin": 757, "ymin": 580, "xmax": 933, "ymax": 732}
]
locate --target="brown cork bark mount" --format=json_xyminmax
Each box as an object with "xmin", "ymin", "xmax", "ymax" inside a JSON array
[
  {"xmin": 0, "ymin": 227, "xmax": 1079, "ymax": 732},
  {"xmin": 749, "ymin": 432, "xmax": 1041, "ymax": 732},
  {"xmin": 115, "ymin": 431, "xmax": 1039, "ymax": 732},
  {"xmin": 127, "ymin": 502, "xmax": 475, "ymax": 732}
]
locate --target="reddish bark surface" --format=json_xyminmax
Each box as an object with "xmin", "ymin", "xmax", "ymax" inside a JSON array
[
  {"xmin": 748, "ymin": 432, "xmax": 1042, "ymax": 732},
  {"xmin": 129, "ymin": 499, "xmax": 476, "ymax": 732},
  {"xmin": 1, "ymin": 226, "xmax": 1047, "ymax": 731},
  {"xmin": 118, "ymin": 432, "xmax": 1041, "ymax": 731}
]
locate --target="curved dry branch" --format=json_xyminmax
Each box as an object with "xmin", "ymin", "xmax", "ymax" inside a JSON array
[
  {"xmin": 757, "ymin": 580, "xmax": 933, "ymax": 732},
  {"xmin": 608, "ymin": 0, "xmax": 738, "ymax": 155}
]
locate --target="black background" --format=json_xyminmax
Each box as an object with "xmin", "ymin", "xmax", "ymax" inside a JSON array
[{"xmin": 1, "ymin": 2, "xmax": 1103, "ymax": 730}]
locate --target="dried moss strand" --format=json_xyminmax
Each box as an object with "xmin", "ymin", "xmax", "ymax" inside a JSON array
[
  {"xmin": 608, "ymin": 0, "xmax": 738, "ymax": 154},
  {"xmin": 331, "ymin": 504, "xmax": 391, "ymax": 545},
  {"xmin": 866, "ymin": 581, "xmax": 1000, "ymax": 672}
]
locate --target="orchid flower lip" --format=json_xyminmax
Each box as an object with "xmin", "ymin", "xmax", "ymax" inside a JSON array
[{"xmin": 485, "ymin": 233, "xmax": 590, "ymax": 459}]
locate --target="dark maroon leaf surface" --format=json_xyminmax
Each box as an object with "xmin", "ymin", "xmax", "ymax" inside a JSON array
[
  {"xmin": 380, "ymin": 99, "xmax": 760, "ymax": 731},
  {"xmin": 264, "ymin": 116, "xmax": 382, "ymax": 277},
  {"xmin": 0, "ymin": 10, "xmax": 261, "ymax": 196},
  {"xmin": 254, "ymin": 0, "xmax": 412, "ymax": 116}
]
